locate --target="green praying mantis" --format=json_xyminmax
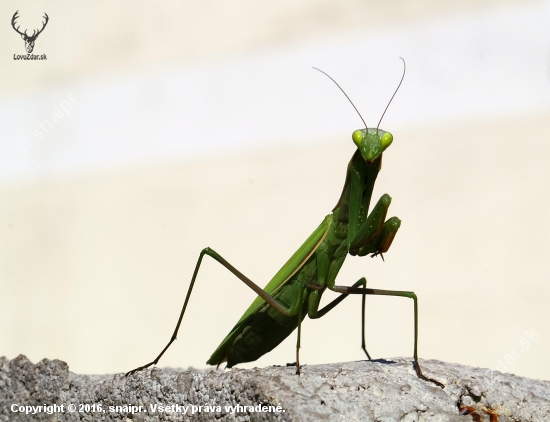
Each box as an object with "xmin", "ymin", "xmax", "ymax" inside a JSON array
[{"xmin": 127, "ymin": 60, "xmax": 444, "ymax": 388}]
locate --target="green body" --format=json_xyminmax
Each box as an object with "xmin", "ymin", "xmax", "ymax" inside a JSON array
[
  {"xmin": 208, "ymin": 129, "xmax": 400, "ymax": 367},
  {"xmin": 127, "ymin": 71, "xmax": 443, "ymax": 387}
]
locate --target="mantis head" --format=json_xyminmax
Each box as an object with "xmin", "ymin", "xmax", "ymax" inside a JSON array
[
  {"xmin": 352, "ymin": 128, "xmax": 393, "ymax": 163},
  {"xmin": 313, "ymin": 59, "xmax": 405, "ymax": 164}
]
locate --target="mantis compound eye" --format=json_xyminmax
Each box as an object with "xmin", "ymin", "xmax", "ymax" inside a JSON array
[
  {"xmin": 352, "ymin": 130, "xmax": 364, "ymax": 147},
  {"xmin": 381, "ymin": 132, "xmax": 393, "ymax": 149}
]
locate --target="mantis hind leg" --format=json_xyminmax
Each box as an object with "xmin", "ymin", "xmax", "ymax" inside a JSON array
[
  {"xmin": 126, "ymin": 247, "xmax": 293, "ymax": 376},
  {"xmin": 295, "ymin": 288, "xmax": 303, "ymax": 375},
  {"xmin": 329, "ymin": 284, "xmax": 444, "ymax": 388}
]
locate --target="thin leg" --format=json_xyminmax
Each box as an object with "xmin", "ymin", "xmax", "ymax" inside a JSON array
[
  {"xmin": 330, "ymin": 285, "xmax": 444, "ymax": 388},
  {"xmin": 126, "ymin": 247, "xmax": 292, "ymax": 376},
  {"xmin": 295, "ymin": 288, "xmax": 303, "ymax": 375},
  {"xmin": 309, "ymin": 278, "xmax": 371, "ymax": 360}
]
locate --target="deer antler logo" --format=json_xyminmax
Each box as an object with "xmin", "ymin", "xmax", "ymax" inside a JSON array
[{"xmin": 11, "ymin": 11, "xmax": 49, "ymax": 54}]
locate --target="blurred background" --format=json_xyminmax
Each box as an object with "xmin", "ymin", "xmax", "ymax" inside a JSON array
[{"xmin": 1, "ymin": 0, "xmax": 549, "ymax": 381}]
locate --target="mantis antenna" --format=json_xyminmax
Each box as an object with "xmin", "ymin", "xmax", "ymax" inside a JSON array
[
  {"xmin": 312, "ymin": 67, "xmax": 368, "ymax": 131},
  {"xmin": 377, "ymin": 57, "xmax": 406, "ymax": 134}
]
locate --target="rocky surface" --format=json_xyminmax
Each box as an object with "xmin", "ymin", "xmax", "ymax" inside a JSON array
[{"xmin": 1, "ymin": 355, "xmax": 549, "ymax": 421}]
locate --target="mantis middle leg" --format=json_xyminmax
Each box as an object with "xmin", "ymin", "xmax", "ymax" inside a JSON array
[
  {"xmin": 330, "ymin": 284, "xmax": 444, "ymax": 388},
  {"xmin": 307, "ymin": 278, "xmax": 371, "ymax": 359}
]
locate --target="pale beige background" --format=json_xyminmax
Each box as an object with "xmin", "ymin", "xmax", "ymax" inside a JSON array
[{"xmin": 1, "ymin": 0, "xmax": 549, "ymax": 382}]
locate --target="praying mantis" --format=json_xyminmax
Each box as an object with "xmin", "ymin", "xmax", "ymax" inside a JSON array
[{"xmin": 127, "ymin": 60, "xmax": 444, "ymax": 388}]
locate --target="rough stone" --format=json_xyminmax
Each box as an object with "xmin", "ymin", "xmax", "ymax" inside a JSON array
[{"xmin": 1, "ymin": 355, "xmax": 549, "ymax": 421}]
